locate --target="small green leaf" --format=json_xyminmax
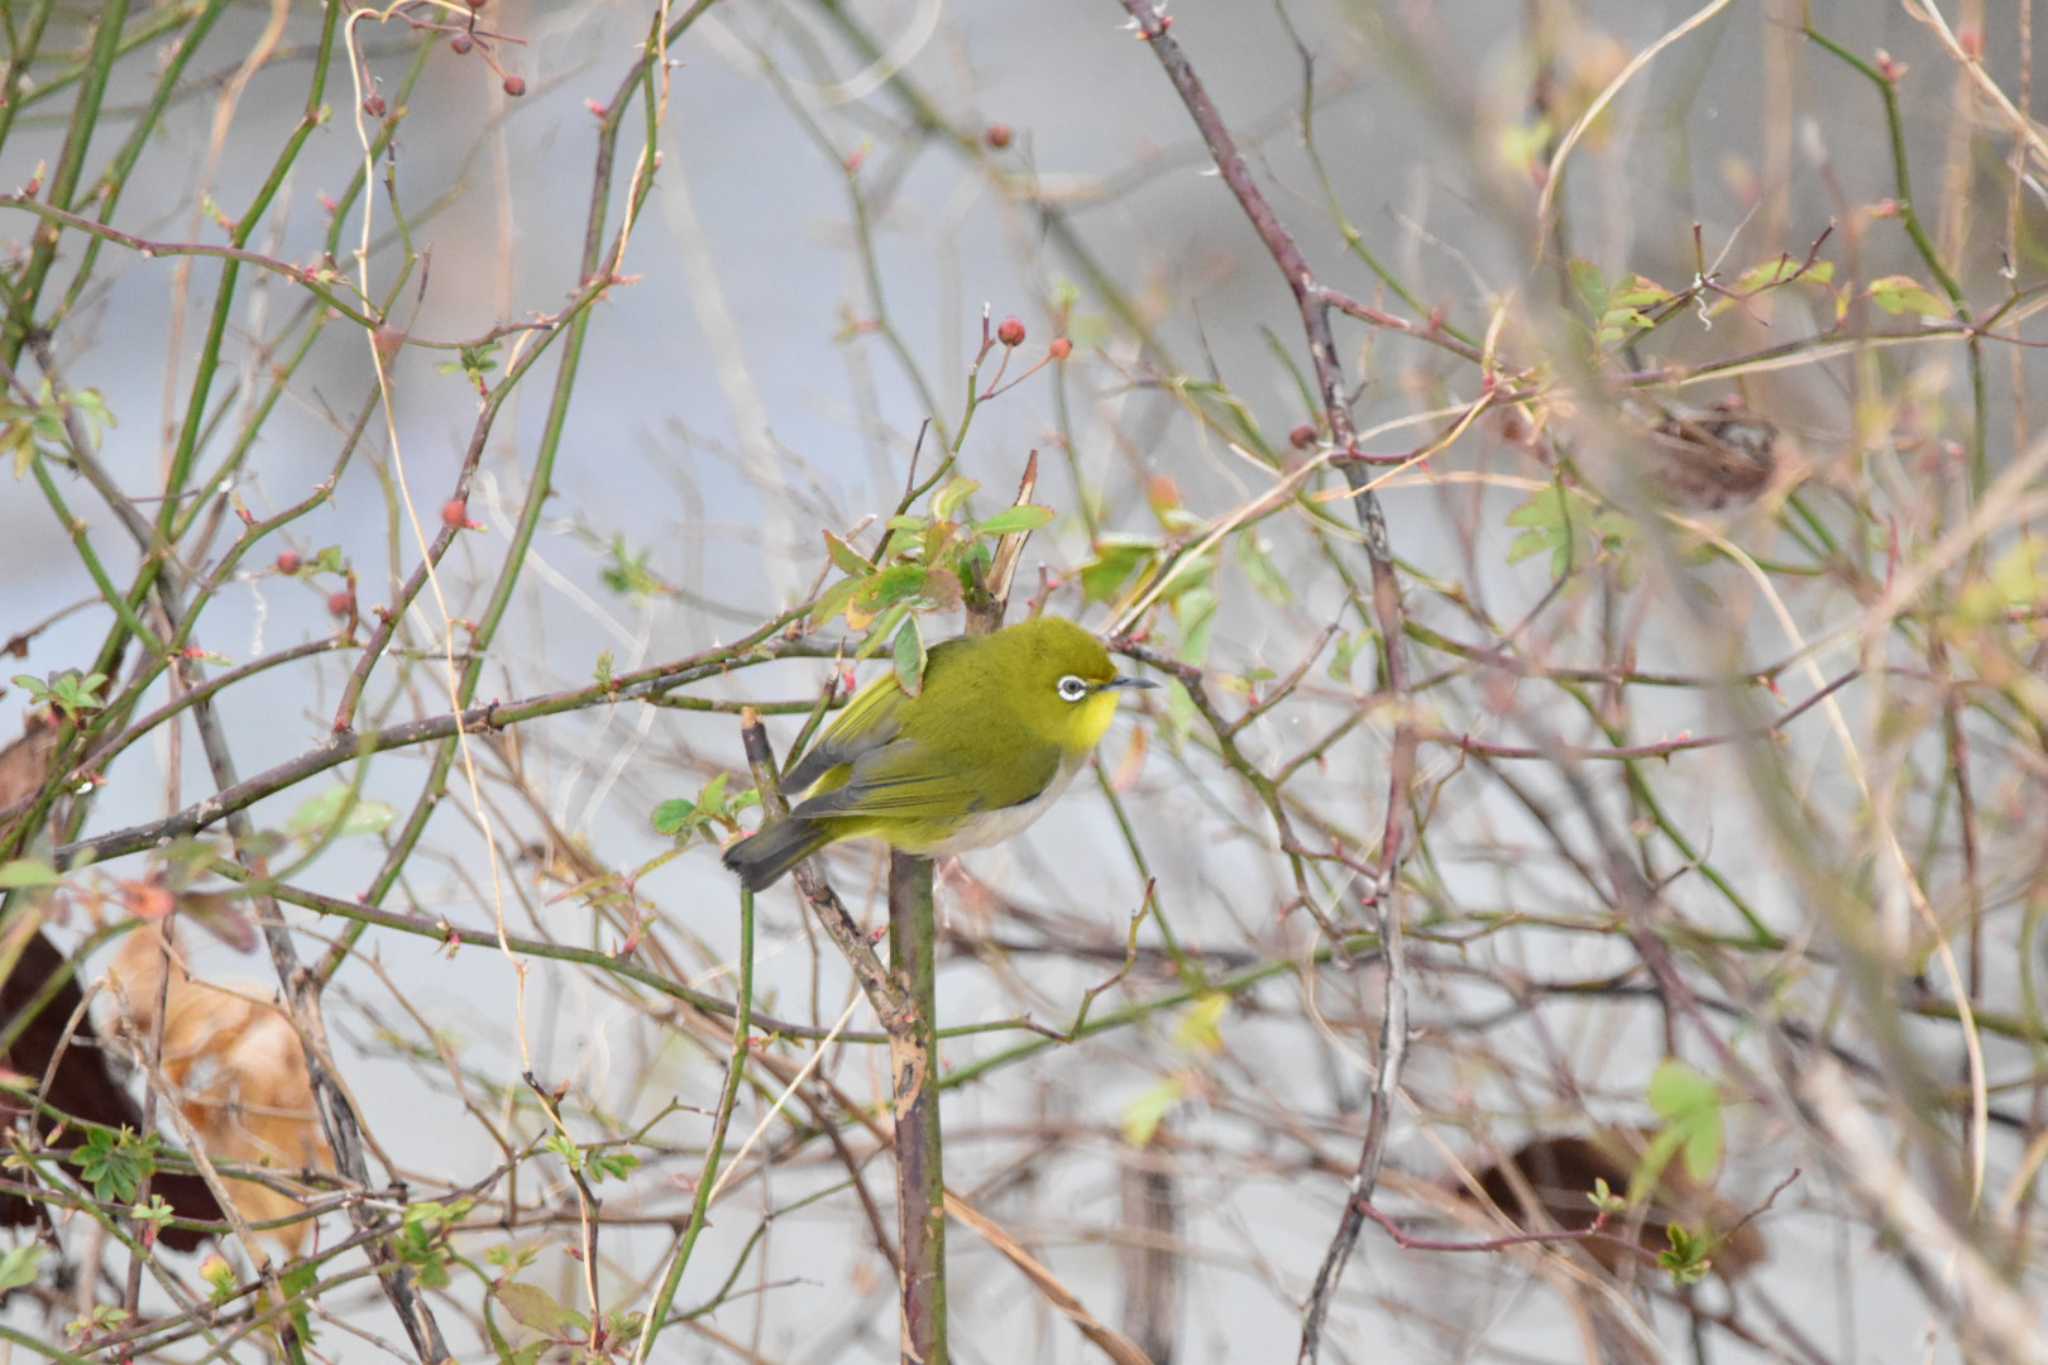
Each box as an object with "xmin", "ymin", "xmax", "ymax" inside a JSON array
[
  {"xmin": 487, "ymin": 1240, "xmax": 542, "ymax": 1272},
  {"xmin": 586, "ymin": 1149, "xmax": 640, "ymax": 1183},
  {"xmin": 854, "ymin": 565, "xmax": 930, "ymax": 614},
  {"xmin": 493, "ymin": 1278, "xmax": 577, "ymax": 1335},
  {"xmin": 1506, "ymin": 483, "xmax": 1599, "ymax": 579},
  {"xmin": 286, "ymin": 787, "xmax": 395, "ymax": 840},
  {"xmin": 1867, "ymin": 274, "xmax": 1951, "ymax": 318},
  {"xmin": 651, "ymin": 799, "xmax": 696, "ymax": 838},
  {"xmin": 1175, "ymin": 993, "xmax": 1228, "ymax": 1054},
  {"xmin": 1959, "ymin": 539, "xmax": 2047, "ymax": 622},
  {"xmin": 1648, "ymin": 1058, "xmax": 1715, "ymax": 1120},
  {"xmin": 697, "ymin": 773, "xmax": 731, "ymax": 818},
  {"xmin": 1328, "ymin": 632, "xmax": 1372, "ymax": 686},
  {"xmin": 0, "ymin": 1244, "xmax": 42, "ymax": 1292},
  {"xmin": 822, "ymin": 530, "xmax": 873, "ymax": 579},
  {"xmin": 0, "ymin": 859, "xmax": 59, "ymax": 890},
  {"xmin": 1175, "ymin": 585, "xmax": 1218, "ymax": 665},
  {"xmin": 1680, "ymin": 1119, "xmax": 1722, "ymax": 1183},
  {"xmin": 1659, "ymin": 1223, "xmax": 1713, "ymax": 1285},
  {"xmin": 594, "ymin": 650, "xmax": 614, "ymax": 692},
  {"xmin": 1120, "ymin": 1076, "xmax": 1184, "ymax": 1148},
  {"xmin": 1730, "ymin": 257, "xmax": 1833, "ymax": 294},
  {"xmin": 1160, "ymin": 678, "xmax": 1197, "ymax": 753},
  {"xmin": 599, "ymin": 536, "xmax": 664, "ymax": 598},
  {"xmin": 1568, "ymin": 257, "xmax": 1609, "ymax": 317},
  {"xmin": 1498, "ymin": 117, "xmax": 1553, "ymax": 174},
  {"xmin": 541, "ymin": 1133, "xmax": 582, "ymax": 1171},
  {"xmin": 892, "ymin": 615, "xmax": 928, "ymax": 697},
  {"xmin": 932, "ymin": 476, "xmax": 981, "ymax": 521},
  {"xmin": 807, "ymin": 575, "xmax": 864, "ymax": 628},
  {"xmin": 202, "ymin": 1257, "xmax": 238, "ymax": 1301},
  {"xmin": 1609, "ymin": 274, "xmax": 1673, "ymax": 309},
  {"xmin": 394, "ymin": 1199, "xmax": 470, "ymax": 1290},
  {"xmin": 1648, "ymin": 1058, "xmax": 1723, "ymax": 1183},
  {"xmin": 129, "ymin": 1193, "xmax": 174, "ymax": 1228},
  {"xmin": 279, "ymin": 1261, "xmax": 318, "ymax": 1345},
  {"xmin": 1079, "ymin": 537, "xmax": 1156, "ymax": 605},
  {"xmin": 975, "ymin": 505, "xmax": 1055, "ymax": 537},
  {"xmin": 75, "ymin": 1127, "xmax": 157, "ymax": 1205},
  {"xmin": 1236, "ymin": 534, "xmax": 1292, "ymax": 605}
]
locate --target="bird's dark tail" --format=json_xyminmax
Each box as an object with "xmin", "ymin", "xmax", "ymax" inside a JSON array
[{"xmin": 721, "ymin": 818, "xmax": 832, "ymax": 892}]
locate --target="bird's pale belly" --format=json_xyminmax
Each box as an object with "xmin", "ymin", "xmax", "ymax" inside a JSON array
[{"xmin": 912, "ymin": 760, "xmax": 1082, "ymax": 856}]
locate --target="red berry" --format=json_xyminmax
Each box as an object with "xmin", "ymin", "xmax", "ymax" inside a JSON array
[
  {"xmin": 275, "ymin": 550, "xmax": 301, "ymax": 576},
  {"xmin": 996, "ymin": 317, "xmax": 1026, "ymax": 348},
  {"xmin": 363, "ymin": 93, "xmax": 387, "ymax": 118},
  {"xmin": 985, "ymin": 124, "xmax": 1014, "ymax": 150},
  {"xmin": 450, "ymin": 33, "xmax": 473, "ymax": 55},
  {"xmin": 327, "ymin": 591, "xmax": 354, "ymax": 618},
  {"xmin": 502, "ymin": 75, "xmax": 526, "ymax": 97},
  {"xmin": 1048, "ymin": 337, "xmax": 1072, "ymax": 361},
  {"xmin": 1289, "ymin": 424, "xmax": 1317, "ymax": 450},
  {"xmin": 441, "ymin": 498, "xmax": 468, "ymax": 528}
]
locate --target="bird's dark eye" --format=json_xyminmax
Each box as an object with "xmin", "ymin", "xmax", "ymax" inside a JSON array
[{"xmin": 1056, "ymin": 675, "xmax": 1089, "ymax": 703}]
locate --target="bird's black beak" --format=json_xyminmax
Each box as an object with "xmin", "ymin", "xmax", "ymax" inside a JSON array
[{"xmin": 1097, "ymin": 676, "xmax": 1159, "ymax": 693}]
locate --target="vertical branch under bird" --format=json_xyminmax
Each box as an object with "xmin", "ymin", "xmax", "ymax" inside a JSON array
[{"xmin": 894, "ymin": 450, "xmax": 1041, "ymax": 1365}]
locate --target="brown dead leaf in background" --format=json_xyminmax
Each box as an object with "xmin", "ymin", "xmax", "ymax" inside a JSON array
[
  {"xmin": 107, "ymin": 923, "xmax": 334, "ymax": 1251},
  {"xmin": 0, "ymin": 712, "xmax": 60, "ymax": 848},
  {"xmin": 0, "ymin": 723, "xmax": 227, "ymax": 1248},
  {"xmin": 1463, "ymin": 1129, "xmax": 1769, "ymax": 1280},
  {"xmin": 116, "ymin": 877, "xmax": 177, "ymax": 921}
]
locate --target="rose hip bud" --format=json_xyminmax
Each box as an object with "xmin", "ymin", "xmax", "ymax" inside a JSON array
[
  {"xmin": 441, "ymin": 498, "xmax": 468, "ymax": 528},
  {"xmin": 996, "ymin": 316, "xmax": 1026, "ymax": 348},
  {"xmin": 450, "ymin": 33, "xmax": 473, "ymax": 55},
  {"xmin": 275, "ymin": 550, "xmax": 302, "ymax": 575},
  {"xmin": 502, "ymin": 75, "xmax": 526, "ymax": 97},
  {"xmin": 363, "ymin": 93, "xmax": 387, "ymax": 118},
  {"xmin": 1289, "ymin": 423, "xmax": 1317, "ymax": 450},
  {"xmin": 327, "ymin": 591, "xmax": 354, "ymax": 618},
  {"xmin": 985, "ymin": 124, "xmax": 1014, "ymax": 150},
  {"xmin": 1048, "ymin": 337, "xmax": 1072, "ymax": 360}
]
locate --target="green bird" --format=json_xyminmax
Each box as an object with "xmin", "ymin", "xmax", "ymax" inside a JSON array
[{"xmin": 723, "ymin": 617, "xmax": 1156, "ymax": 891}]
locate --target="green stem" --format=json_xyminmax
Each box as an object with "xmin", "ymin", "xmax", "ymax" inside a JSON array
[
  {"xmin": 29, "ymin": 455, "xmax": 169, "ymax": 661},
  {"xmin": 1803, "ymin": 20, "xmax": 1987, "ymax": 496},
  {"xmin": 941, "ymin": 933, "xmax": 1378, "ymax": 1093},
  {"xmin": 1091, "ymin": 760, "xmax": 1198, "ymax": 984},
  {"xmin": 0, "ymin": 1320, "xmax": 93, "ymax": 1363},
  {"xmin": 157, "ymin": 0, "xmax": 340, "ymax": 530},
  {"xmin": 0, "ymin": 0, "xmax": 58, "ymax": 155},
  {"xmin": 55, "ymin": 0, "xmax": 231, "ymax": 323},
  {"xmin": 2, "ymin": 0, "xmax": 127, "ymax": 365},
  {"xmin": 635, "ymin": 886, "xmax": 754, "ymax": 1360}
]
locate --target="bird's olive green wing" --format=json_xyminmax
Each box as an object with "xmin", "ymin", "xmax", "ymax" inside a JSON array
[
  {"xmin": 781, "ymin": 671, "xmax": 907, "ymax": 793},
  {"xmin": 782, "ymin": 638, "xmax": 974, "ymax": 794},
  {"xmin": 792, "ymin": 732, "xmax": 1061, "ymax": 823}
]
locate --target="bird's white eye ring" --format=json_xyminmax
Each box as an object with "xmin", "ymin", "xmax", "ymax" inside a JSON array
[{"xmin": 1056, "ymin": 675, "xmax": 1090, "ymax": 703}]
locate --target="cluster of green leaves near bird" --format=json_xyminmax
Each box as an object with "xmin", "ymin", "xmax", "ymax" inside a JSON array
[{"xmin": 646, "ymin": 475, "xmax": 1208, "ymax": 888}]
